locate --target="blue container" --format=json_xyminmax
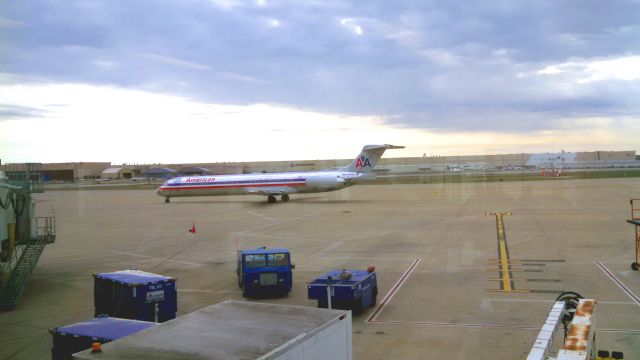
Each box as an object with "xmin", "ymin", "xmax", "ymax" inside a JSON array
[
  {"xmin": 307, "ymin": 269, "xmax": 378, "ymax": 315},
  {"xmin": 94, "ymin": 270, "xmax": 177, "ymax": 323},
  {"xmin": 50, "ymin": 315, "xmax": 156, "ymax": 360},
  {"xmin": 236, "ymin": 247, "xmax": 293, "ymax": 298}
]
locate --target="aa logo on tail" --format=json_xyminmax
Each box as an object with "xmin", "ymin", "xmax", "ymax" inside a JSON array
[{"xmin": 355, "ymin": 155, "xmax": 372, "ymax": 169}]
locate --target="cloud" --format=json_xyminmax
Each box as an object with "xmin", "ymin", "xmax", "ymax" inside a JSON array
[
  {"xmin": 0, "ymin": 104, "xmax": 47, "ymax": 120},
  {"xmin": 538, "ymin": 55, "xmax": 640, "ymax": 83},
  {"xmin": 0, "ymin": 15, "xmax": 25, "ymax": 27},
  {"xmin": 340, "ymin": 18, "xmax": 364, "ymax": 36},
  {"xmin": 140, "ymin": 53, "xmax": 212, "ymax": 72},
  {"xmin": 419, "ymin": 48, "xmax": 462, "ymax": 66},
  {"xmin": 217, "ymin": 72, "xmax": 268, "ymax": 84},
  {"xmin": 0, "ymin": 0, "xmax": 639, "ymax": 145},
  {"xmin": 139, "ymin": 53, "xmax": 267, "ymax": 84},
  {"xmin": 0, "ymin": 83, "xmax": 637, "ymax": 164}
]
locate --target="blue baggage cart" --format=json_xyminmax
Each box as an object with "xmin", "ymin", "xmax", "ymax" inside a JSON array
[
  {"xmin": 94, "ymin": 270, "xmax": 177, "ymax": 323},
  {"xmin": 50, "ymin": 315, "xmax": 156, "ymax": 360},
  {"xmin": 307, "ymin": 269, "xmax": 378, "ymax": 315},
  {"xmin": 236, "ymin": 247, "xmax": 294, "ymax": 298}
]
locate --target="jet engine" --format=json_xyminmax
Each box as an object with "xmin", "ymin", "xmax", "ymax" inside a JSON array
[{"xmin": 305, "ymin": 174, "xmax": 345, "ymax": 190}]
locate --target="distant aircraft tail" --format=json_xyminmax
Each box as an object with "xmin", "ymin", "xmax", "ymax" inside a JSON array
[{"xmin": 341, "ymin": 144, "xmax": 404, "ymax": 173}]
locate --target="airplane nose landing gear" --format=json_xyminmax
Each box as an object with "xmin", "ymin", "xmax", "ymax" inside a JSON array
[{"xmin": 165, "ymin": 197, "xmax": 170, "ymax": 203}]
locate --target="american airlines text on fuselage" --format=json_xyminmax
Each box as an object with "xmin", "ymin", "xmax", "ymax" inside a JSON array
[{"xmin": 184, "ymin": 177, "xmax": 216, "ymax": 183}]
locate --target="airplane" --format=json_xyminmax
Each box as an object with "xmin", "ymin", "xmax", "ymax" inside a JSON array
[{"xmin": 156, "ymin": 144, "xmax": 404, "ymax": 203}]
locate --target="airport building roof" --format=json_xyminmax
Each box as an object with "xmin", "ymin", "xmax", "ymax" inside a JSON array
[
  {"xmin": 177, "ymin": 166, "xmax": 210, "ymax": 174},
  {"xmin": 102, "ymin": 167, "xmax": 124, "ymax": 174},
  {"xmin": 143, "ymin": 167, "xmax": 176, "ymax": 175}
]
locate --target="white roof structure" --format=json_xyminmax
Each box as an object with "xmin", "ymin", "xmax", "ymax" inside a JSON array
[
  {"xmin": 73, "ymin": 301, "xmax": 351, "ymax": 360},
  {"xmin": 102, "ymin": 167, "xmax": 124, "ymax": 174}
]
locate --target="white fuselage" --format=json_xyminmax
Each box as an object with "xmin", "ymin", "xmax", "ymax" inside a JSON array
[{"xmin": 156, "ymin": 171, "xmax": 363, "ymax": 198}]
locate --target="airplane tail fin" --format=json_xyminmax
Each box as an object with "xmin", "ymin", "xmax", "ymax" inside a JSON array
[{"xmin": 341, "ymin": 144, "xmax": 404, "ymax": 173}]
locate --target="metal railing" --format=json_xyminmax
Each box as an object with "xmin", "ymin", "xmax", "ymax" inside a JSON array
[{"xmin": 36, "ymin": 216, "xmax": 56, "ymax": 243}]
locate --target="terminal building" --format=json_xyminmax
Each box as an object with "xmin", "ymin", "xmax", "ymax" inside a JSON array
[{"xmin": 0, "ymin": 150, "xmax": 637, "ymax": 182}]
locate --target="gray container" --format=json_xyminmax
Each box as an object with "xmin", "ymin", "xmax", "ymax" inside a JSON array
[{"xmin": 73, "ymin": 300, "xmax": 352, "ymax": 360}]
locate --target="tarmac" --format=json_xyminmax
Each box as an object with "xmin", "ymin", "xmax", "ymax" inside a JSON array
[{"xmin": 1, "ymin": 177, "xmax": 639, "ymax": 359}]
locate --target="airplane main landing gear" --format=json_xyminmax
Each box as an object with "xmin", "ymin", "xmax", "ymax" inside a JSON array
[
  {"xmin": 281, "ymin": 194, "xmax": 290, "ymax": 202},
  {"xmin": 165, "ymin": 197, "xmax": 170, "ymax": 203},
  {"xmin": 267, "ymin": 196, "xmax": 277, "ymax": 203}
]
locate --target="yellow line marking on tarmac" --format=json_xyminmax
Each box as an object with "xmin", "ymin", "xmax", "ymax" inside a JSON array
[
  {"xmin": 497, "ymin": 212, "xmax": 512, "ymax": 291},
  {"xmin": 487, "ymin": 278, "xmax": 526, "ymax": 282},
  {"xmin": 486, "ymin": 212, "xmax": 516, "ymax": 292},
  {"xmin": 487, "ymin": 289, "xmax": 530, "ymax": 293}
]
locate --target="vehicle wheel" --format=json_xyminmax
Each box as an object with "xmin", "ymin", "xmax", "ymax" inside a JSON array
[
  {"xmin": 267, "ymin": 196, "xmax": 276, "ymax": 203},
  {"xmin": 281, "ymin": 194, "xmax": 290, "ymax": 202},
  {"xmin": 352, "ymin": 297, "xmax": 363, "ymax": 315},
  {"xmin": 632, "ymin": 262, "xmax": 640, "ymax": 271},
  {"xmin": 371, "ymin": 287, "xmax": 377, "ymax": 307},
  {"xmin": 165, "ymin": 197, "xmax": 170, "ymax": 203}
]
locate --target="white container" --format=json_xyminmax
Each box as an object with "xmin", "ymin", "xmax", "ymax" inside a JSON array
[{"xmin": 73, "ymin": 300, "xmax": 352, "ymax": 360}]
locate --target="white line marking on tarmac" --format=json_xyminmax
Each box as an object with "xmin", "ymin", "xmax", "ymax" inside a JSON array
[
  {"xmin": 601, "ymin": 328, "xmax": 640, "ymax": 334},
  {"xmin": 310, "ymin": 241, "xmax": 343, "ymax": 259},
  {"xmin": 323, "ymin": 256, "xmax": 415, "ymax": 262},
  {"xmin": 486, "ymin": 298, "xmax": 636, "ymax": 305},
  {"xmin": 595, "ymin": 260, "xmax": 640, "ymax": 306},
  {"xmin": 363, "ymin": 320, "xmax": 640, "ymax": 334},
  {"xmin": 236, "ymin": 211, "xmax": 321, "ymax": 235},
  {"xmin": 186, "ymin": 230, "xmax": 198, "ymax": 242},
  {"xmin": 106, "ymin": 250, "xmax": 204, "ymax": 267},
  {"xmin": 150, "ymin": 230, "xmax": 200, "ymax": 269},
  {"xmin": 237, "ymin": 232, "xmax": 336, "ymax": 244},
  {"xmin": 368, "ymin": 319, "xmax": 537, "ymax": 330},
  {"xmin": 367, "ymin": 258, "xmax": 421, "ymax": 322},
  {"xmin": 178, "ymin": 289, "xmax": 237, "ymax": 294},
  {"xmin": 245, "ymin": 210, "xmax": 279, "ymax": 222}
]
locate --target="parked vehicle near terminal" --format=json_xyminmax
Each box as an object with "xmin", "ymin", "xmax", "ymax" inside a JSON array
[
  {"xmin": 236, "ymin": 247, "xmax": 294, "ymax": 298},
  {"xmin": 308, "ymin": 268, "xmax": 378, "ymax": 315}
]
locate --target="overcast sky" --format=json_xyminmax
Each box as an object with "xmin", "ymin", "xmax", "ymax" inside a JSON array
[{"xmin": 1, "ymin": 0, "xmax": 639, "ymax": 163}]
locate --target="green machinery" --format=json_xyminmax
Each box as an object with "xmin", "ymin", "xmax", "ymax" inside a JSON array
[{"xmin": 0, "ymin": 163, "xmax": 56, "ymax": 310}]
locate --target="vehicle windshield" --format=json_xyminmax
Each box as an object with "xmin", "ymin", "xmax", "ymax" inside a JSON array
[
  {"xmin": 244, "ymin": 253, "xmax": 289, "ymax": 268},
  {"xmin": 267, "ymin": 253, "xmax": 289, "ymax": 267}
]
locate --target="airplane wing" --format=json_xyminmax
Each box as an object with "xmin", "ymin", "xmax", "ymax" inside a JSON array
[{"xmin": 245, "ymin": 187, "xmax": 290, "ymax": 196}]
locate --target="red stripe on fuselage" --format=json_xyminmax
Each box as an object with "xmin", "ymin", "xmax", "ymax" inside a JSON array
[{"xmin": 159, "ymin": 182, "xmax": 306, "ymax": 191}]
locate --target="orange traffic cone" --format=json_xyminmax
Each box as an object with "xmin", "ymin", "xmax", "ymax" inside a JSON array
[{"xmin": 189, "ymin": 223, "xmax": 197, "ymax": 233}]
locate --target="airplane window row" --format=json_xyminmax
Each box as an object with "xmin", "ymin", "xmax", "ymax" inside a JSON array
[{"xmin": 175, "ymin": 179, "xmax": 305, "ymax": 186}]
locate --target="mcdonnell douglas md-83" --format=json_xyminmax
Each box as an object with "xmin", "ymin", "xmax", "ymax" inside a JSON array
[{"xmin": 156, "ymin": 144, "xmax": 404, "ymax": 203}]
